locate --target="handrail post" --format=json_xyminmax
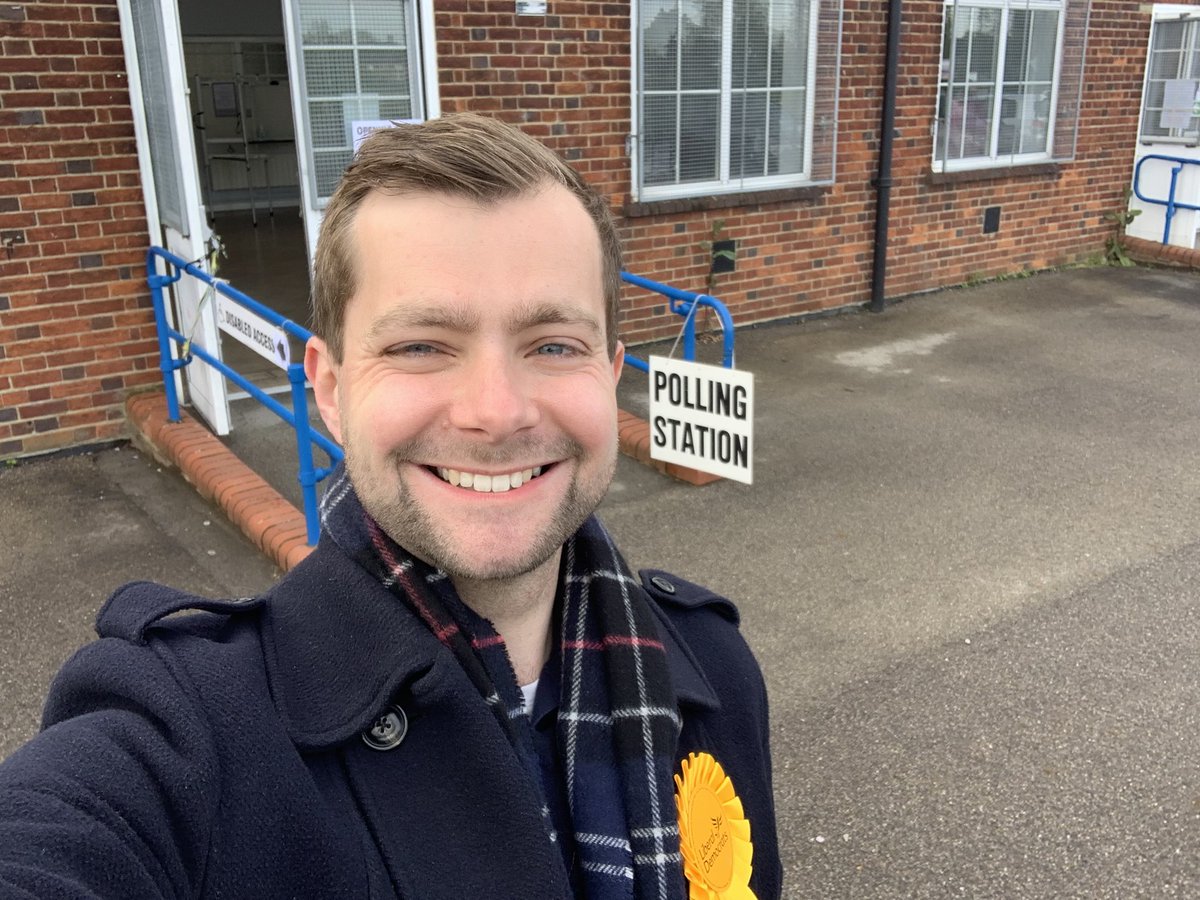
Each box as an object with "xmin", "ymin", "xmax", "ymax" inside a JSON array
[
  {"xmin": 288, "ymin": 360, "xmax": 322, "ymax": 546},
  {"xmin": 712, "ymin": 299, "xmax": 736, "ymax": 368},
  {"xmin": 1165, "ymin": 163, "xmax": 1183, "ymax": 245},
  {"xmin": 683, "ymin": 300, "xmax": 697, "ymax": 362},
  {"xmin": 146, "ymin": 250, "xmax": 184, "ymax": 423}
]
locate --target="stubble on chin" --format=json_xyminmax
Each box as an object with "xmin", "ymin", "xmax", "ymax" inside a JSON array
[{"xmin": 345, "ymin": 437, "xmax": 616, "ymax": 582}]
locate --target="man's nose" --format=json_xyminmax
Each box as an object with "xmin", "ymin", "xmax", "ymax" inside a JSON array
[{"xmin": 446, "ymin": 352, "xmax": 539, "ymax": 440}]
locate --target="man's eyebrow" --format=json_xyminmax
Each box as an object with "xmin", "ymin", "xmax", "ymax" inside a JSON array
[
  {"xmin": 365, "ymin": 305, "xmax": 481, "ymax": 342},
  {"xmin": 365, "ymin": 302, "xmax": 603, "ymax": 342},
  {"xmin": 507, "ymin": 302, "xmax": 603, "ymax": 338}
]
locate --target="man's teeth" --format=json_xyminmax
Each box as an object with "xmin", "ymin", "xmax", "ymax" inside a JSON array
[{"xmin": 436, "ymin": 466, "xmax": 543, "ymax": 492}]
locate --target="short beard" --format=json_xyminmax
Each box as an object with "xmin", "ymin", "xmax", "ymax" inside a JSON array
[{"xmin": 346, "ymin": 435, "xmax": 614, "ymax": 582}]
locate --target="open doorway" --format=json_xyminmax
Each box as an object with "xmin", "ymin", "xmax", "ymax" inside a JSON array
[
  {"xmin": 121, "ymin": 0, "xmax": 439, "ymax": 419},
  {"xmin": 179, "ymin": 0, "xmax": 309, "ymax": 394}
]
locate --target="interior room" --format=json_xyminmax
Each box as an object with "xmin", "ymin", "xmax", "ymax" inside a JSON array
[{"xmin": 178, "ymin": 0, "xmax": 311, "ymax": 390}]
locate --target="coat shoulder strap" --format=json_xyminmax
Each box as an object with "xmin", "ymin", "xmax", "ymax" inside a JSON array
[
  {"xmin": 638, "ymin": 569, "xmax": 740, "ymax": 625},
  {"xmin": 96, "ymin": 580, "xmax": 265, "ymax": 645}
]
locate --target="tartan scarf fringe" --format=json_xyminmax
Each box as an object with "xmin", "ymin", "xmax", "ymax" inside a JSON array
[{"xmin": 320, "ymin": 467, "xmax": 685, "ymax": 899}]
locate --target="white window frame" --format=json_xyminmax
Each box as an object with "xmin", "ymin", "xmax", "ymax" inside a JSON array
[
  {"xmin": 283, "ymin": 0, "xmax": 438, "ymax": 262},
  {"xmin": 631, "ymin": 0, "xmax": 822, "ymax": 202},
  {"xmin": 933, "ymin": 0, "xmax": 1067, "ymax": 173},
  {"xmin": 286, "ymin": 0, "xmax": 437, "ymax": 213},
  {"xmin": 1138, "ymin": 10, "xmax": 1200, "ymax": 144}
]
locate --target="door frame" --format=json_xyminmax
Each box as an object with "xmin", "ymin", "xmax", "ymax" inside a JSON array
[{"xmin": 117, "ymin": 0, "xmax": 232, "ymax": 434}]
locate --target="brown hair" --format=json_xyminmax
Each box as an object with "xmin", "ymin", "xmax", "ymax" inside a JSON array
[{"xmin": 311, "ymin": 113, "xmax": 623, "ymax": 361}]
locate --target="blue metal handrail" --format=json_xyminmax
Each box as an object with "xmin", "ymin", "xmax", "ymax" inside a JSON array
[
  {"xmin": 1132, "ymin": 153, "xmax": 1200, "ymax": 245},
  {"xmin": 619, "ymin": 271, "xmax": 735, "ymax": 372},
  {"xmin": 146, "ymin": 246, "xmax": 342, "ymax": 545}
]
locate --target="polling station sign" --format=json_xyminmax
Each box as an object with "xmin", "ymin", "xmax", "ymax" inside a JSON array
[
  {"xmin": 648, "ymin": 356, "xmax": 753, "ymax": 484},
  {"xmin": 216, "ymin": 294, "xmax": 291, "ymax": 370}
]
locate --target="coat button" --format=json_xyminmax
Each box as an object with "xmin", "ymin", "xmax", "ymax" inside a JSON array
[
  {"xmin": 362, "ymin": 705, "xmax": 408, "ymax": 751},
  {"xmin": 650, "ymin": 575, "xmax": 676, "ymax": 594}
]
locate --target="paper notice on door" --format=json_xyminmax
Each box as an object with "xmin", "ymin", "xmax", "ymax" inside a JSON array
[{"xmin": 1159, "ymin": 79, "xmax": 1197, "ymax": 130}]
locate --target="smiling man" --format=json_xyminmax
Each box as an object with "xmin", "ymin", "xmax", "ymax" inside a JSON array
[{"xmin": 0, "ymin": 115, "xmax": 780, "ymax": 900}]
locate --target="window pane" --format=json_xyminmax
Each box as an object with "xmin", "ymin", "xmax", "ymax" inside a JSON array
[
  {"xmin": 678, "ymin": 94, "xmax": 719, "ymax": 182},
  {"xmin": 733, "ymin": 0, "xmax": 770, "ymax": 90},
  {"xmin": 964, "ymin": 8, "xmax": 1000, "ymax": 85},
  {"xmin": 940, "ymin": 84, "xmax": 994, "ymax": 161},
  {"xmin": 680, "ymin": 0, "xmax": 721, "ymax": 90},
  {"xmin": 960, "ymin": 87, "xmax": 994, "ymax": 157},
  {"xmin": 948, "ymin": 7, "xmax": 1000, "ymax": 84},
  {"xmin": 360, "ymin": 48, "xmax": 409, "ymax": 94},
  {"xmin": 731, "ymin": 92, "xmax": 768, "ymax": 178},
  {"xmin": 1154, "ymin": 19, "xmax": 1186, "ymax": 53},
  {"xmin": 1003, "ymin": 9, "xmax": 1030, "ymax": 82},
  {"xmin": 1026, "ymin": 10, "xmax": 1059, "ymax": 82},
  {"xmin": 769, "ymin": 0, "xmax": 809, "ymax": 89},
  {"xmin": 356, "ymin": 0, "xmax": 407, "ymax": 44},
  {"xmin": 643, "ymin": 94, "xmax": 678, "ymax": 186},
  {"xmin": 1151, "ymin": 47, "xmax": 1184, "ymax": 80},
  {"xmin": 998, "ymin": 85, "xmax": 1050, "ymax": 154},
  {"xmin": 1145, "ymin": 79, "xmax": 1166, "ymax": 113},
  {"xmin": 642, "ymin": 0, "xmax": 680, "ymax": 91},
  {"xmin": 308, "ymin": 100, "xmax": 345, "ymax": 148},
  {"xmin": 300, "ymin": 0, "xmax": 351, "ymax": 44},
  {"xmin": 379, "ymin": 97, "xmax": 414, "ymax": 119},
  {"xmin": 769, "ymin": 89, "xmax": 806, "ymax": 176},
  {"xmin": 305, "ymin": 49, "xmax": 357, "ymax": 96},
  {"xmin": 314, "ymin": 148, "xmax": 353, "ymax": 196}
]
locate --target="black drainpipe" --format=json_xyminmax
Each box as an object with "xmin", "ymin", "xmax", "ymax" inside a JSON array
[{"xmin": 869, "ymin": 0, "xmax": 903, "ymax": 313}]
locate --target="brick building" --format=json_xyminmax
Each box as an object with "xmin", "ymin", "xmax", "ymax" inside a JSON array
[{"xmin": 0, "ymin": 0, "xmax": 1189, "ymax": 458}]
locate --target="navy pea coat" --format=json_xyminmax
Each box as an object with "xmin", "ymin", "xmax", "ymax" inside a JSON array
[{"xmin": 0, "ymin": 536, "xmax": 781, "ymax": 899}]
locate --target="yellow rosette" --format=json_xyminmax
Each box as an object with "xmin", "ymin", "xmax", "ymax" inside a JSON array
[{"xmin": 674, "ymin": 751, "xmax": 756, "ymax": 900}]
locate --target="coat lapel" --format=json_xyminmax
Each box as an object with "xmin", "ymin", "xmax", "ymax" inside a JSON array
[
  {"xmin": 258, "ymin": 539, "xmax": 571, "ymax": 898},
  {"xmin": 341, "ymin": 651, "xmax": 572, "ymax": 898}
]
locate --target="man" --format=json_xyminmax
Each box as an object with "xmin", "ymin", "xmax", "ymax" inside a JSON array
[{"xmin": 0, "ymin": 114, "xmax": 780, "ymax": 899}]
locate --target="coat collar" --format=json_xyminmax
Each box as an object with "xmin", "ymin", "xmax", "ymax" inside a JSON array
[
  {"xmin": 259, "ymin": 535, "xmax": 720, "ymax": 750},
  {"xmin": 258, "ymin": 538, "xmax": 444, "ymax": 751}
]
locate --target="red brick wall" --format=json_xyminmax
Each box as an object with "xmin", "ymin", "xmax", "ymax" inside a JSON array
[
  {"xmin": 0, "ymin": 0, "xmax": 156, "ymax": 458},
  {"xmin": 0, "ymin": 0, "xmax": 1179, "ymax": 457},
  {"xmin": 435, "ymin": 0, "xmax": 1165, "ymax": 347}
]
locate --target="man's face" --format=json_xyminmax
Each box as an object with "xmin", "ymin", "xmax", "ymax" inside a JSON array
[{"xmin": 306, "ymin": 185, "xmax": 623, "ymax": 582}]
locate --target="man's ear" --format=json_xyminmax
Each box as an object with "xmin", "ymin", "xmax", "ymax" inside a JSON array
[
  {"xmin": 305, "ymin": 336, "xmax": 343, "ymax": 445},
  {"xmin": 611, "ymin": 340, "xmax": 625, "ymax": 384}
]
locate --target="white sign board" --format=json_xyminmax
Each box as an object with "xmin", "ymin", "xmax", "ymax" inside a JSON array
[
  {"xmin": 648, "ymin": 356, "xmax": 753, "ymax": 484},
  {"xmin": 1160, "ymin": 79, "xmax": 1198, "ymax": 130},
  {"xmin": 351, "ymin": 118, "xmax": 422, "ymax": 154},
  {"xmin": 216, "ymin": 294, "xmax": 291, "ymax": 370}
]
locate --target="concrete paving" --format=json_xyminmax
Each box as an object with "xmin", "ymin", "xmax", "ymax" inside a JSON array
[
  {"xmin": 0, "ymin": 447, "xmax": 279, "ymax": 760},
  {"xmin": 3, "ymin": 264, "xmax": 1200, "ymax": 895}
]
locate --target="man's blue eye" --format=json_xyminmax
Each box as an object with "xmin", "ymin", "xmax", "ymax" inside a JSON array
[
  {"xmin": 392, "ymin": 343, "xmax": 438, "ymax": 356},
  {"xmin": 537, "ymin": 343, "xmax": 574, "ymax": 356}
]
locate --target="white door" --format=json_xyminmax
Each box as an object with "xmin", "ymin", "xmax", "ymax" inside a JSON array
[
  {"xmin": 281, "ymin": 0, "xmax": 439, "ymax": 263},
  {"xmin": 1129, "ymin": 4, "xmax": 1200, "ymax": 249},
  {"xmin": 118, "ymin": 0, "xmax": 231, "ymax": 434}
]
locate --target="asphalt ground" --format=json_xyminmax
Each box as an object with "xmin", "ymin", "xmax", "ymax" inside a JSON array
[{"xmin": 3, "ymin": 264, "xmax": 1200, "ymax": 896}]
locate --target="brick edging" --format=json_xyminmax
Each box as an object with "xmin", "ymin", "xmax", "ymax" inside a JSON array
[
  {"xmin": 617, "ymin": 409, "xmax": 722, "ymax": 486},
  {"xmin": 125, "ymin": 392, "xmax": 313, "ymax": 572},
  {"xmin": 1121, "ymin": 235, "xmax": 1200, "ymax": 269}
]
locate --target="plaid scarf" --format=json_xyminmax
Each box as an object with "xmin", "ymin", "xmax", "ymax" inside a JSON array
[{"xmin": 320, "ymin": 466, "xmax": 686, "ymax": 900}]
